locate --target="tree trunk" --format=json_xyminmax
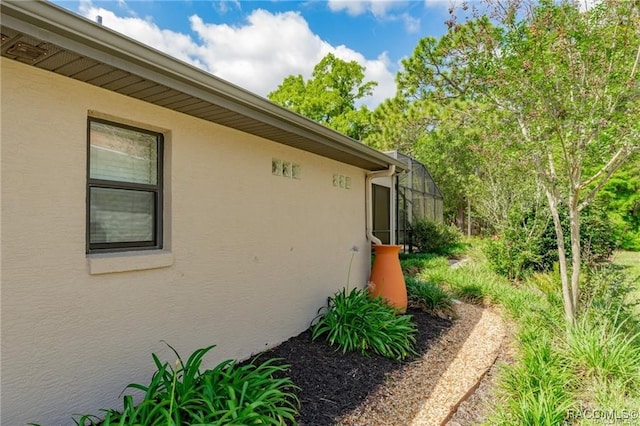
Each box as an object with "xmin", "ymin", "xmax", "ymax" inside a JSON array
[
  {"xmin": 545, "ymin": 188, "xmax": 575, "ymax": 324},
  {"xmin": 467, "ymin": 197, "xmax": 472, "ymax": 237},
  {"xmin": 568, "ymin": 192, "xmax": 582, "ymax": 311},
  {"xmin": 456, "ymin": 202, "xmax": 465, "ymax": 232}
]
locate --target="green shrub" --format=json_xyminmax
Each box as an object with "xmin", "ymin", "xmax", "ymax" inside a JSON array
[
  {"xmin": 484, "ymin": 236, "xmax": 541, "ymax": 280},
  {"xmin": 580, "ymin": 264, "xmax": 640, "ymax": 334},
  {"xmin": 564, "ymin": 267, "xmax": 640, "ymax": 409},
  {"xmin": 405, "ymin": 276, "xmax": 454, "ymax": 317},
  {"xmin": 399, "ymin": 246, "xmax": 640, "ymax": 422},
  {"xmin": 412, "ymin": 218, "xmax": 463, "ymax": 255},
  {"xmin": 596, "ymin": 159, "xmax": 640, "ymax": 251},
  {"xmin": 412, "ymin": 244, "xmax": 640, "ymax": 422},
  {"xmin": 73, "ymin": 344, "xmax": 298, "ymax": 425},
  {"xmin": 619, "ymin": 230, "xmax": 640, "ymax": 251},
  {"xmin": 311, "ymin": 287, "xmax": 417, "ymax": 360},
  {"xmin": 454, "ymin": 282, "xmax": 486, "ymax": 303},
  {"xmin": 610, "ymin": 213, "xmax": 640, "ymax": 251},
  {"xmin": 485, "ymin": 204, "xmax": 618, "ymax": 279},
  {"xmin": 538, "ymin": 204, "xmax": 617, "ymax": 268}
]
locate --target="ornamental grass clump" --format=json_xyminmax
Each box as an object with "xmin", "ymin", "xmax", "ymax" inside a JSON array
[
  {"xmin": 497, "ymin": 333, "xmax": 574, "ymax": 425},
  {"xmin": 72, "ymin": 343, "xmax": 298, "ymax": 426},
  {"xmin": 405, "ymin": 276, "xmax": 454, "ymax": 318},
  {"xmin": 311, "ymin": 287, "xmax": 417, "ymax": 360},
  {"xmin": 564, "ymin": 314, "xmax": 640, "ymax": 393},
  {"xmin": 399, "ymin": 253, "xmax": 439, "ymax": 276}
]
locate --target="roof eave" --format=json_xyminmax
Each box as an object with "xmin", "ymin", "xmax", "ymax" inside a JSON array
[{"xmin": 0, "ymin": 0, "xmax": 406, "ymax": 172}]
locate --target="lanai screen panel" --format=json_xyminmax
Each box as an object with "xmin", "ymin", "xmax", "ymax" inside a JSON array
[{"xmin": 387, "ymin": 151, "xmax": 444, "ymax": 249}]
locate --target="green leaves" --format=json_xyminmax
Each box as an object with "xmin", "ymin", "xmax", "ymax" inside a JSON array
[
  {"xmin": 311, "ymin": 287, "xmax": 417, "ymax": 360},
  {"xmin": 73, "ymin": 344, "xmax": 299, "ymax": 425},
  {"xmin": 405, "ymin": 276, "xmax": 454, "ymax": 318},
  {"xmin": 268, "ymin": 53, "xmax": 377, "ymax": 139},
  {"xmin": 411, "ymin": 218, "xmax": 463, "ymax": 255}
]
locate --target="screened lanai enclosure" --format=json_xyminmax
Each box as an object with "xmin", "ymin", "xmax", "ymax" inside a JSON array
[{"xmin": 372, "ymin": 151, "xmax": 443, "ymax": 251}]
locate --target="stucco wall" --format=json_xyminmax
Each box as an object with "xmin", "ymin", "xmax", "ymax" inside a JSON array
[{"xmin": 0, "ymin": 58, "xmax": 372, "ymax": 425}]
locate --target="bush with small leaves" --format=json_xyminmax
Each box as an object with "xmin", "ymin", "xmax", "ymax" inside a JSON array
[{"xmin": 412, "ymin": 219, "xmax": 463, "ymax": 255}]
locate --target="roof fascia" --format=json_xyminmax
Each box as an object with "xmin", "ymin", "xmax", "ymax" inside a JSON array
[{"xmin": 1, "ymin": 0, "xmax": 406, "ymax": 171}]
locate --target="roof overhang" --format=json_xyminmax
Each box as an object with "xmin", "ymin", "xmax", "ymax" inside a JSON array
[{"xmin": 0, "ymin": 0, "xmax": 405, "ymax": 172}]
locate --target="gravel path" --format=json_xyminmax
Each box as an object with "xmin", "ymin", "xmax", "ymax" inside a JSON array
[
  {"xmin": 447, "ymin": 337, "xmax": 515, "ymax": 426},
  {"xmin": 337, "ymin": 303, "xmax": 506, "ymax": 426}
]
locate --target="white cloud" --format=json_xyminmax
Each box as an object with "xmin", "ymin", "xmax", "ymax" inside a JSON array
[
  {"xmin": 212, "ymin": 0, "xmax": 242, "ymax": 15},
  {"xmin": 327, "ymin": 0, "xmax": 420, "ymax": 34},
  {"xmin": 362, "ymin": 53, "xmax": 397, "ymax": 108},
  {"xmin": 423, "ymin": 0, "xmax": 457, "ymax": 6},
  {"xmin": 77, "ymin": 2, "xmax": 397, "ymax": 109},
  {"xmin": 327, "ymin": 1, "xmax": 368, "ymax": 16},
  {"xmin": 188, "ymin": 10, "xmax": 331, "ymax": 97},
  {"xmin": 328, "ymin": 0, "xmax": 404, "ymax": 18},
  {"xmin": 400, "ymin": 13, "xmax": 421, "ymax": 33},
  {"xmin": 79, "ymin": 1, "xmax": 205, "ymax": 68}
]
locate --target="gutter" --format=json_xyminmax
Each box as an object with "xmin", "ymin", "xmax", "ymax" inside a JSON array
[
  {"xmin": 0, "ymin": 0, "xmax": 407, "ymax": 172},
  {"xmin": 366, "ymin": 165, "xmax": 396, "ymax": 245}
]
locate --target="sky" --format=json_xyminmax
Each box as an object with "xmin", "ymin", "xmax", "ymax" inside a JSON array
[{"xmin": 50, "ymin": 0, "xmax": 462, "ymax": 108}]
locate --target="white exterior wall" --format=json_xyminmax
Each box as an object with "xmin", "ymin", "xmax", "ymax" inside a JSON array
[{"xmin": 0, "ymin": 58, "xmax": 372, "ymax": 425}]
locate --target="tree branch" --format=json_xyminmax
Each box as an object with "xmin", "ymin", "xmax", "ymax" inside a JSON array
[
  {"xmin": 630, "ymin": 44, "xmax": 640, "ymax": 81},
  {"xmin": 580, "ymin": 145, "xmax": 629, "ymax": 189},
  {"xmin": 578, "ymin": 145, "xmax": 635, "ymax": 211}
]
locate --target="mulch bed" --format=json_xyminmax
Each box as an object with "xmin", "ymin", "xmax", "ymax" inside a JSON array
[{"xmin": 248, "ymin": 308, "xmax": 453, "ymax": 426}]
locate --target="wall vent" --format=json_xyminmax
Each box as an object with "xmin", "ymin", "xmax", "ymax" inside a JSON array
[{"xmin": 7, "ymin": 41, "xmax": 48, "ymax": 61}]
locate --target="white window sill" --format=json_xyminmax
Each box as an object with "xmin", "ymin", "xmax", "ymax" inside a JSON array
[{"xmin": 88, "ymin": 250, "xmax": 174, "ymax": 275}]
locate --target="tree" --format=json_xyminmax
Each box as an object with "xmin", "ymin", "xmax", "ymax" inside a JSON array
[
  {"xmin": 365, "ymin": 96, "xmax": 485, "ymax": 227},
  {"xmin": 268, "ymin": 53, "xmax": 377, "ymax": 140},
  {"xmin": 367, "ymin": 21, "xmax": 540, "ymax": 231},
  {"xmin": 477, "ymin": 1, "xmax": 637, "ymax": 323},
  {"xmin": 381, "ymin": 0, "xmax": 639, "ymax": 323},
  {"xmin": 485, "ymin": 0, "xmax": 638, "ymax": 324}
]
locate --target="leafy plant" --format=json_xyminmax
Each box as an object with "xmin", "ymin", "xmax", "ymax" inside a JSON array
[
  {"xmin": 405, "ymin": 276, "xmax": 454, "ymax": 317},
  {"xmin": 405, "ymin": 241, "xmax": 640, "ymax": 422},
  {"xmin": 454, "ymin": 282, "xmax": 485, "ymax": 304},
  {"xmin": 485, "ymin": 204, "xmax": 618, "ymax": 280},
  {"xmin": 596, "ymin": 156, "xmax": 640, "ymax": 251},
  {"xmin": 581, "ymin": 264, "xmax": 640, "ymax": 330},
  {"xmin": 484, "ymin": 236, "xmax": 541, "ymax": 281},
  {"xmin": 538, "ymin": 204, "xmax": 617, "ymax": 269},
  {"xmin": 497, "ymin": 335, "xmax": 574, "ymax": 426},
  {"xmin": 564, "ymin": 314, "xmax": 640, "ymax": 394},
  {"xmin": 311, "ymin": 287, "xmax": 417, "ymax": 360},
  {"xmin": 411, "ymin": 218, "xmax": 463, "ymax": 255},
  {"xmin": 399, "ymin": 253, "xmax": 441, "ymax": 277},
  {"xmin": 73, "ymin": 343, "xmax": 299, "ymax": 425}
]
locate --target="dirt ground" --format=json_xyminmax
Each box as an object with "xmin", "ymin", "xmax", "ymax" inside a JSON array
[
  {"xmin": 251, "ymin": 303, "xmax": 508, "ymax": 426},
  {"xmin": 251, "ymin": 308, "xmax": 452, "ymax": 425}
]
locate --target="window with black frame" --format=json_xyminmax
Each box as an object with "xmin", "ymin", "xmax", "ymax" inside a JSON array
[{"xmin": 87, "ymin": 118, "xmax": 163, "ymax": 253}]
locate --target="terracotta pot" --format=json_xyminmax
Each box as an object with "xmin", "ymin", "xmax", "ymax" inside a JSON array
[{"xmin": 369, "ymin": 244, "xmax": 407, "ymax": 313}]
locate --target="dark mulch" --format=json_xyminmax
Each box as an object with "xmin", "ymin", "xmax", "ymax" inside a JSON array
[{"xmin": 248, "ymin": 308, "xmax": 453, "ymax": 426}]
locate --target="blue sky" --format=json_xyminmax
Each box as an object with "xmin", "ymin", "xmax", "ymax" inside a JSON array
[{"xmin": 50, "ymin": 1, "xmax": 459, "ymax": 107}]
